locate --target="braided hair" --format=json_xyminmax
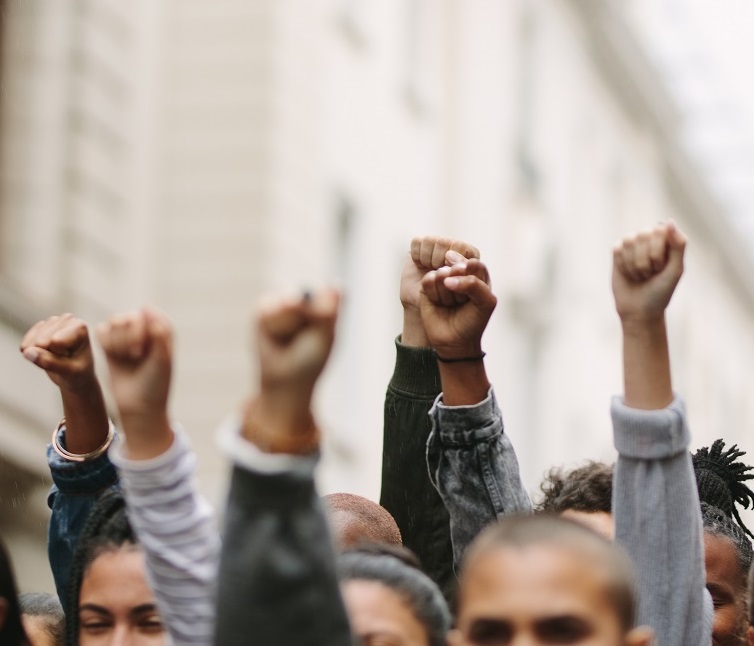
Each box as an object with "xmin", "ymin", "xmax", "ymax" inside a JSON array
[
  {"xmin": 65, "ymin": 489, "xmax": 138, "ymax": 646},
  {"xmin": 693, "ymin": 439, "xmax": 754, "ymax": 538}
]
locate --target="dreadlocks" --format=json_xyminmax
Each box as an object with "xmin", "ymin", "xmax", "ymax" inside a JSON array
[
  {"xmin": 693, "ymin": 439, "xmax": 754, "ymax": 539},
  {"xmin": 65, "ymin": 489, "xmax": 137, "ymax": 646}
]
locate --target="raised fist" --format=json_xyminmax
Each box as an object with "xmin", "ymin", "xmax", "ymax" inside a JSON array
[
  {"xmin": 419, "ymin": 259, "xmax": 496, "ymax": 360},
  {"xmin": 612, "ymin": 221, "xmax": 686, "ymax": 325},
  {"xmin": 20, "ymin": 314, "xmax": 98, "ymax": 393}
]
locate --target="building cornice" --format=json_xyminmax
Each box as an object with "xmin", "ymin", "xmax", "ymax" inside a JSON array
[{"xmin": 566, "ymin": 0, "xmax": 754, "ymax": 314}]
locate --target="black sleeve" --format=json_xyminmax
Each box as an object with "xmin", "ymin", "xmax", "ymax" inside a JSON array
[{"xmin": 379, "ymin": 338, "xmax": 456, "ymax": 606}]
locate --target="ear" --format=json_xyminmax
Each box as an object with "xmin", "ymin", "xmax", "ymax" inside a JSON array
[
  {"xmin": 747, "ymin": 624, "xmax": 754, "ymax": 646},
  {"xmin": 625, "ymin": 625, "xmax": 653, "ymax": 646},
  {"xmin": 0, "ymin": 597, "xmax": 8, "ymax": 631}
]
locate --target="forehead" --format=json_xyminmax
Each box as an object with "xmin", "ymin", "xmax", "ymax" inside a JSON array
[
  {"xmin": 704, "ymin": 533, "xmax": 745, "ymax": 586},
  {"xmin": 79, "ymin": 549, "xmax": 155, "ymax": 607},
  {"xmin": 460, "ymin": 544, "xmax": 619, "ymax": 623},
  {"xmin": 340, "ymin": 579, "xmax": 428, "ymax": 645}
]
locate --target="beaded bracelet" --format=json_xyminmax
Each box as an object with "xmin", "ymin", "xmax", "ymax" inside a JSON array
[{"xmin": 52, "ymin": 417, "xmax": 115, "ymax": 462}]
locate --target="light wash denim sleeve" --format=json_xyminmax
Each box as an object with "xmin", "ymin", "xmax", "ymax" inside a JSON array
[
  {"xmin": 612, "ymin": 396, "xmax": 713, "ymax": 645},
  {"xmin": 427, "ymin": 388, "xmax": 532, "ymax": 568}
]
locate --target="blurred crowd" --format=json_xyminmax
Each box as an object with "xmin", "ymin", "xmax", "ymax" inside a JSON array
[{"xmin": 0, "ymin": 227, "xmax": 751, "ymax": 645}]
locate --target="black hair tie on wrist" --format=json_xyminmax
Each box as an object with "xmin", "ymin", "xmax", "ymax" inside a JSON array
[{"xmin": 435, "ymin": 352, "xmax": 486, "ymax": 363}]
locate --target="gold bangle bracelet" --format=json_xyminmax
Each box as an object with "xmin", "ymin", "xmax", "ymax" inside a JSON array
[{"xmin": 52, "ymin": 418, "xmax": 115, "ymax": 463}]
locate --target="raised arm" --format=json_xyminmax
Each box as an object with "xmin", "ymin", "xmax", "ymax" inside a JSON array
[
  {"xmin": 20, "ymin": 314, "xmax": 116, "ymax": 607},
  {"xmin": 381, "ymin": 236, "xmax": 478, "ymax": 602},
  {"xmin": 421, "ymin": 259, "xmax": 531, "ymax": 569},
  {"xmin": 611, "ymin": 222, "xmax": 712, "ymax": 645},
  {"xmin": 98, "ymin": 309, "xmax": 220, "ymax": 646},
  {"xmin": 213, "ymin": 289, "xmax": 352, "ymax": 646}
]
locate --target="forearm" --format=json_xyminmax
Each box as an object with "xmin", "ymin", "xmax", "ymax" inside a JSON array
[
  {"xmin": 214, "ymin": 441, "xmax": 352, "ymax": 646},
  {"xmin": 59, "ymin": 382, "xmax": 109, "ymax": 454},
  {"xmin": 621, "ymin": 317, "xmax": 673, "ymax": 410},
  {"xmin": 612, "ymin": 397, "xmax": 712, "ymax": 644},
  {"xmin": 380, "ymin": 338, "xmax": 455, "ymax": 602},
  {"xmin": 111, "ymin": 430, "xmax": 221, "ymax": 646},
  {"xmin": 437, "ymin": 360, "xmax": 490, "ymax": 407},
  {"xmin": 427, "ymin": 389, "xmax": 532, "ymax": 568},
  {"xmin": 47, "ymin": 432, "xmax": 119, "ymax": 607}
]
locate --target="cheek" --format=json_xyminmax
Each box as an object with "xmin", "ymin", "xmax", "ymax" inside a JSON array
[{"xmin": 712, "ymin": 601, "xmax": 745, "ymax": 637}]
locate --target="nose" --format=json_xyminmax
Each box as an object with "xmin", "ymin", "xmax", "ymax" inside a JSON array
[{"xmin": 107, "ymin": 625, "xmax": 133, "ymax": 646}]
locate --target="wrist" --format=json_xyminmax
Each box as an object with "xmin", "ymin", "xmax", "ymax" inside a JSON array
[
  {"xmin": 431, "ymin": 342, "xmax": 484, "ymax": 361},
  {"xmin": 401, "ymin": 308, "xmax": 430, "ymax": 347},
  {"xmin": 243, "ymin": 395, "xmax": 319, "ymax": 455},
  {"xmin": 620, "ymin": 315, "xmax": 666, "ymax": 338},
  {"xmin": 438, "ymin": 359, "xmax": 490, "ymax": 406},
  {"xmin": 120, "ymin": 411, "xmax": 174, "ymax": 460}
]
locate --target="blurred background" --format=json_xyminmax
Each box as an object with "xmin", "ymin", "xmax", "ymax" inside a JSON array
[{"xmin": 2, "ymin": 0, "xmax": 754, "ymax": 591}]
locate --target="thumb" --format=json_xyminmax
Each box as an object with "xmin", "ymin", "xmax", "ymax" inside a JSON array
[
  {"xmin": 143, "ymin": 308, "xmax": 173, "ymax": 363},
  {"xmin": 665, "ymin": 221, "xmax": 686, "ymax": 274}
]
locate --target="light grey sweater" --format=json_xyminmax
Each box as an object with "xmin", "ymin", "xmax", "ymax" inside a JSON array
[{"xmin": 611, "ymin": 396, "xmax": 713, "ymax": 645}]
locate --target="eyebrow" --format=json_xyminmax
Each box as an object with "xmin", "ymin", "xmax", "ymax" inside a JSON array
[
  {"xmin": 79, "ymin": 604, "xmax": 111, "ymax": 616},
  {"xmin": 130, "ymin": 604, "xmax": 159, "ymax": 618},
  {"xmin": 78, "ymin": 603, "xmax": 159, "ymax": 618}
]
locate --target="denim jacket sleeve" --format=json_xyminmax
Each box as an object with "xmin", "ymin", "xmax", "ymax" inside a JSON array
[
  {"xmin": 427, "ymin": 388, "xmax": 532, "ymax": 568},
  {"xmin": 47, "ymin": 426, "xmax": 119, "ymax": 609},
  {"xmin": 379, "ymin": 338, "xmax": 456, "ymax": 604},
  {"xmin": 612, "ymin": 396, "xmax": 713, "ymax": 645}
]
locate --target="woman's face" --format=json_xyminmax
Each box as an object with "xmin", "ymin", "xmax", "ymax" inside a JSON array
[
  {"xmin": 341, "ymin": 579, "xmax": 430, "ymax": 646},
  {"xmin": 78, "ymin": 548, "xmax": 166, "ymax": 645}
]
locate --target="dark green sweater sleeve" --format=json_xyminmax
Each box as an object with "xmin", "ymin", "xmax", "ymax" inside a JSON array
[{"xmin": 379, "ymin": 337, "xmax": 456, "ymax": 605}]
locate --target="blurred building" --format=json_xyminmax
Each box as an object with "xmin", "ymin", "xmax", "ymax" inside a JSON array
[{"xmin": 2, "ymin": 0, "xmax": 754, "ymax": 591}]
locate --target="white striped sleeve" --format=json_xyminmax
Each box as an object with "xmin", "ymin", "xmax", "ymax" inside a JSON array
[{"xmin": 110, "ymin": 428, "xmax": 221, "ymax": 646}]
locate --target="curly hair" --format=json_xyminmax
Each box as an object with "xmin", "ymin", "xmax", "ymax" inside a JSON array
[{"xmin": 536, "ymin": 461, "xmax": 614, "ymax": 514}]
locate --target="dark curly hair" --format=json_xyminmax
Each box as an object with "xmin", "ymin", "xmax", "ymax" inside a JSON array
[{"xmin": 536, "ymin": 461, "xmax": 614, "ymax": 514}]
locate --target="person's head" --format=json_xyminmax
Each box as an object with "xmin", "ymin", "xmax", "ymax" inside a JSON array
[
  {"xmin": 324, "ymin": 493, "xmax": 402, "ymax": 549},
  {"xmin": 67, "ymin": 490, "xmax": 166, "ymax": 646},
  {"xmin": 451, "ymin": 514, "xmax": 652, "ymax": 646},
  {"xmin": 0, "ymin": 539, "xmax": 27, "ymax": 646},
  {"xmin": 338, "ymin": 544, "xmax": 450, "ymax": 646},
  {"xmin": 693, "ymin": 440, "xmax": 754, "ymax": 646},
  {"xmin": 702, "ymin": 503, "xmax": 753, "ymax": 646},
  {"xmin": 19, "ymin": 592, "xmax": 65, "ymax": 646},
  {"xmin": 537, "ymin": 461, "xmax": 615, "ymax": 539}
]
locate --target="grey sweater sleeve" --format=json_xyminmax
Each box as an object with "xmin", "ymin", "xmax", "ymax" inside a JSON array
[
  {"xmin": 612, "ymin": 396, "xmax": 713, "ymax": 646},
  {"xmin": 427, "ymin": 388, "xmax": 532, "ymax": 568},
  {"xmin": 111, "ymin": 430, "xmax": 221, "ymax": 646}
]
